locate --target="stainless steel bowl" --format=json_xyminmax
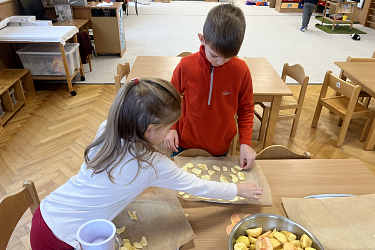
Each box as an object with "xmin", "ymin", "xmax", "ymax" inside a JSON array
[{"xmin": 228, "ymin": 213, "xmax": 324, "ymax": 250}]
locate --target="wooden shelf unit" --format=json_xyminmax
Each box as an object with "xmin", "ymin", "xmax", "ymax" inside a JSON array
[
  {"xmin": 275, "ymin": 0, "xmax": 303, "ymax": 13},
  {"xmin": 365, "ymin": 0, "xmax": 375, "ymax": 28},
  {"xmin": 322, "ymin": 0, "xmax": 357, "ymax": 31},
  {"xmin": 0, "ymin": 69, "xmax": 36, "ymax": 132}
]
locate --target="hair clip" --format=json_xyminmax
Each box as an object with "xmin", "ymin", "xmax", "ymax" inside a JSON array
[{"xmin": 132, "ymin": 77, "xmax": 139, "ymax": 84}]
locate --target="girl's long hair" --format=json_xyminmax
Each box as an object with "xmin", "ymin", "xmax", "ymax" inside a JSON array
[{"xmin": 84, "ymin": 77, "xmax": 182, "ymax": 183}]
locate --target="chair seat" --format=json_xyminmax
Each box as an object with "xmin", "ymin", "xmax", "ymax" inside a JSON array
[
  {"xmin": 322, "ymin": 96, "xmax": 373, "ymax": 118},
  {"xmin": 258, "ymin": 96, "xmax": 299, "ymax": 110}
]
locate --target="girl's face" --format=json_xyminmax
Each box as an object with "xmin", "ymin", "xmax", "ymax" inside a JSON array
[{"xmin": 146, "ymin": 125, "xmax": 171, "ymax": 145}]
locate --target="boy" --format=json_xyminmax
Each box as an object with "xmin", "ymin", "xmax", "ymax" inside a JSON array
[
  {"xmin": 164, "ymin": 3, "xmax": 256, "ymax": 169},
  {"xmin": 300, "ymin": 0, "xmax": 318, "ymax": 31}
]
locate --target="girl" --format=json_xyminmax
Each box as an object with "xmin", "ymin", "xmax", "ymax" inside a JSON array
[{"xmin": 30, "ymin": 77, "xmax": 263, "ymax": 249}]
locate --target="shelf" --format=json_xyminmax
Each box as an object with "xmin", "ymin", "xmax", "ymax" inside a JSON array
[
  {"xmin": 0, "ymin": 69, "xmax": 35, "ymax": 130},
  {"xmin": 32, "ymin": 68, "xmax": 80, "ymax": 81}
]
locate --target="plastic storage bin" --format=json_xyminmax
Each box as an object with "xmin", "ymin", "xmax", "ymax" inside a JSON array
[{"xmin": 16, "ymin": 43, "xmax": 80, "ymax": 76}]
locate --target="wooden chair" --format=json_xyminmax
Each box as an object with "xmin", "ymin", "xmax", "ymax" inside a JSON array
[
  {"xmin": 256, "ymin": 145, "xmax": 311, "ymax": 160},
  {"xmin": 311, "ymin": 71, "xmax": 374, "ymax": 147},
  {"xmin": 254, "ymin": 63, "xmax": 309, "ymax": 141},
  {"xmin": 176, "ymin": 148, "xmax": 213, "ymax": 157},
  {"xmin": 114, "ymin": 63, "xmax": 131, "ymax": 93},
  {"xmin": 0, "ymin": 181, "xmax": 40, "ymax": 250},
  {"xmin": 177, "ymin": 52, "xmax": 192, "ymax": 57}
]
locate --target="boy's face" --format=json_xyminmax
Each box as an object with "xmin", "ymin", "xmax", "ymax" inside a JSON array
[
  {"xmin": 204, "ymin": 45, "xmax": 232, "ymax": 67},
  {"xmin": 198, "ymin": 33, "xmax": 233, "ymax": 67}
]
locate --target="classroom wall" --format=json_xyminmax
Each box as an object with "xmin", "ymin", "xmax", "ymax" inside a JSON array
[{"xmin": 0, "ymin": 0, "xmax": 19, "ymax": 71}]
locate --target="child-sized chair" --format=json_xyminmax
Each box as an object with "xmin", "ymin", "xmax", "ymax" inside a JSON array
[
  {"xmin": 256, "ymin": 145, "xmax": 311, "ymax": 160},
  {"xmin": 114, "ymin": 63, "xmax": 131, "ymax": 93},
  {"xmin": 254, "ymin": 63, "xmax": 309, "ymax": 141},
  {"xmin": 311, "ymin": 71, "xmax": 374, "ymax": 147},
  {"xmin": 0, "ymin": 181, "xmax": 40, "ymax": 250}
]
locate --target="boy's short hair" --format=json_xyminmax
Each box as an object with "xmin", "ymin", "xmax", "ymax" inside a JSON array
[{"xmin": 203, "ymin": 3, "xmax": 246, "ymax": 58}]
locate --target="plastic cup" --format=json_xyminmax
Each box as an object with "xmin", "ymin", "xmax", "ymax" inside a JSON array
[
  {"xmin": 77, "ymin": 219, "xmax": 120, "ymax": 250},
  {"xmin": 343, "ymin": 15, "xmax": 348, "ymax": 21}
]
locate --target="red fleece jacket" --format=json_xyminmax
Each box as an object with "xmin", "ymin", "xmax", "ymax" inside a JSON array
[{"xmin": 170, "ymin": 45, "xmax": 254, "ymax": 155}]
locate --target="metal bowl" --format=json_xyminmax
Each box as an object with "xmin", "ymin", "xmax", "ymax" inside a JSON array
[{"xmin": 228, "ymin": 213, "xmax": 324, "ymax": 250}]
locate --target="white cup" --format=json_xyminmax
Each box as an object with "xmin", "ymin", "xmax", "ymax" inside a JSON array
[{"xmin": 76, "ymin": 219, "xmax": 121, "ymax": 250}]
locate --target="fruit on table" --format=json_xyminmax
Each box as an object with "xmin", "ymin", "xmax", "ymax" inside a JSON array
[
  {"xmin": 246, "ymin": 227, "xmax": 262, "ymax": 237},
  {"xmin": 300, "ymin": 234, "xmax": 312, "ymax": 248},
  {"xmin": 274, "ymin": 232, "xmax": 287, "ymax": 243},
  {"xmin": 255, "ymin": 237, "xmax": 272, "ymax": 250},
  {"xmin": 234, "ymin": 242, "xmax": 248, "ymax": 250},
  {"xmin": 236, "ymin": 235, "xmax": 250, "ymax": 247}
]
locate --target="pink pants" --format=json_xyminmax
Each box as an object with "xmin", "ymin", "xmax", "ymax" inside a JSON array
[{"xmin": 30, "ymin": 206, "xmax": 74, "ymax": 250}]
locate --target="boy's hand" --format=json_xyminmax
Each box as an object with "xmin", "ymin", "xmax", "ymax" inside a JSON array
[
  {"xmin": 236, "ymin": 183, "xmax": 263, "ymax": 200},
  {"xmin": 164, "ymin": 129, "xmax": 179, "ymax": 152},
  {"xmin": 240, "ymin": 144, "xmax": 256, "ymax": 169}
]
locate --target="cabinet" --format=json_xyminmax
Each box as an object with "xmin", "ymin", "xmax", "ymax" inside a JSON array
[
  {"xmin": 91, "ymin": 4, "xmax": 126, "ymax": 57},
  {"xmin": 275, "ymin": 0, "xmax": 303, "ymax": 13},
  {"xmin": 322, "ymin": 1, "xmax": 357, "ymax": 31},
  {"xmin": 0, "ymin": 69, "xmax": 36, "ymax": 132}
]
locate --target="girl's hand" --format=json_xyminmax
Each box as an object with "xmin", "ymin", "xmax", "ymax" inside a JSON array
[
  {"xmin": 240, "ymin": 144, "xmax": 256, "ymax": 169},
  {"xmin": 164, "ymin": 129, "xmax": 179, "ymax": 152},
  {"xmin": 236, "ymin": 183, "xmax": 263, "ymax": 200}
]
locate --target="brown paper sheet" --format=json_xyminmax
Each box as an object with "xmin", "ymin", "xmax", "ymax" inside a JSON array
[
  {"xmin": 282, "ymin": 194, "xmax": 375, "ymax": 250},
  {"xmin": 174, "ymin": 156, "xmax": 272, "ymax": 205},
  {"xmin": 112, "ymin": 188, "xmax": 195, "ymax": 250}
]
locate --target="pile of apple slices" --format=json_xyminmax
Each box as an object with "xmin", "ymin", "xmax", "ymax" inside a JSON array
[{"xmin": 234, "ymin": 227, "xmax": 315, "ymax": 250}]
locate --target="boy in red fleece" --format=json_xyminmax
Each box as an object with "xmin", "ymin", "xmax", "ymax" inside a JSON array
[{"xmin": 164, "ymin": 3, "xmax": 255, "ymax": 169}]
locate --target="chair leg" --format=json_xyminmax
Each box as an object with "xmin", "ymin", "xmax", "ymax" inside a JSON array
[
  {"xmin": 258, "ymin": 107, "xmax": 269, "ymax": 141},
  {"xmin": 311, "ymin": 101, "xmax": 323, "ymax": 128},
  {"xmin": 337, "ymin": 118, "xmax": 343, "ymax": 126},
  {"xmin": 361, "ymin": 113, "xmax": 374, "ymax": 142},
  {"xmin": 363, "ymin": 97, "xmax": 371, "ymax": 107},
  {"xmin": 87, "ymin": 54, "xmax": 92, "ymax": 72},
  {"xmin": 290, "ymin": 108, "xmax": 301, "ymax": 138},
  {"xmin": 336, "ymin": 116, "xmax": 351, "ymax": 147}
]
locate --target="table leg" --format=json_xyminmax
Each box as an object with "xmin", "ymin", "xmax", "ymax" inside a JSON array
[
  {"xmin": 59, "ymin": 43, "xmax": 74, "ymax": 94},
  {"xmin": 364, "ymin": 114, "xmax": 375, "ymax": 151},
  {"xmin": 263, "ymin": 95, "xmax": 281, "ymax": 149},
  {"xmin": 73, "ymin": 34, "xmax": 85, "ymax": 80}
]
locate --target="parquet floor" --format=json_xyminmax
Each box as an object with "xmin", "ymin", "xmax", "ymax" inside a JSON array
[{"xmin": 1, "ymin": 83, "xmax": 375, "ymax": 249}]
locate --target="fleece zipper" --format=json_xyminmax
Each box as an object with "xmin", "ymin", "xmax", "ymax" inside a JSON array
[{"xmin": 208, "ymin": 64, "xmax": 214, "ymax": 105}]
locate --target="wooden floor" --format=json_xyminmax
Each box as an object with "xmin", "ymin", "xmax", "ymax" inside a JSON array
[{"xmin": 1, "ymin": 83, "xmax": 375, "ymax": 250}]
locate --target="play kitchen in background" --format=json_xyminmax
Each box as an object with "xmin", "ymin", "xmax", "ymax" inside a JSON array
[{"xmin": 16, "ymin": 43, "xmax": 80, "ymax": 76}]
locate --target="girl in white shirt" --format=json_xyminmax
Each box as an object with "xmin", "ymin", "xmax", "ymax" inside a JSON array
[{"xmin": 30, "ymin": 77, "xmax": 263, "ymax": 249}]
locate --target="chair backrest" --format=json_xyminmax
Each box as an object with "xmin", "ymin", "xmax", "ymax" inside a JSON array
[
  {"xmin": 281, "ymin": 63, "xmax": 309, "ymax": 105},
  {"xmin": 177, "ymin": 52, "xmax": 192, "ymax": 57},
  {"xmin": 320, "ymin": 71, "xmax": 361, "ymax": 100},
  {"xmin": 0, "ymin": 181, "xmax": 40, "ymax": 250},
  {"xmin": 256, "ymin": 145, "xmax": 311, "ymax": 160},
  {"xmin": 176, "ymin": 148, "xmax": 213, "ymax": 157},
  {"xmin": 114, "ymin": 63, "xmax": 131, "ymax": 93}
]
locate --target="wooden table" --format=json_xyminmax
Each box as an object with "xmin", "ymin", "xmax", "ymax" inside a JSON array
[
  {"xmin": 335, "ymin": 61, "xmax": 375, "ymax": 150},
  {"xmin": 127, "ymin": 56, "xmax": 293, "ymax": 149},
  {"xmin": 53, "ymin": 19, "xmax": 89, "ymax": 34},
  {"xmin": 179, "ymin": 159, "xmax": 375, "ymax": 249}
]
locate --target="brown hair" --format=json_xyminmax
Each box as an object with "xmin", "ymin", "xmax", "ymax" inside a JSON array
[
  {"xmin": 84, "ymin": 77, "xmax": 182, "ymax": 183},
  {"xmin": 203, "ymin": 2, "xmax": 246, "ymax": 58}
]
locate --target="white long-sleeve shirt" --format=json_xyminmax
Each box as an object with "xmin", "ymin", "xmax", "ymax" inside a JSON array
[{"xmin": 40, "ymin": 121, "xmax": 237, "ymax": 249}]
